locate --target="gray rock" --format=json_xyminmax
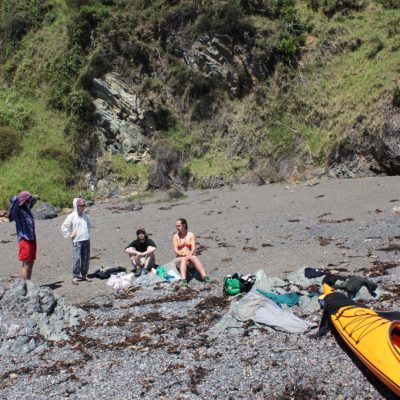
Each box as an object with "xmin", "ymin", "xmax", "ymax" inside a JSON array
[
  {"xmin": 32, "ymin": 203, "xmax": 59, "ymax": 220},
  {"xmin": 328, "ymin": 109, "xmax": 400, "ymax": 177},
  {"xmin": 125, "ymin": 203, "xmax": 143, "ymax": 212},
  {"xmin": 373, "ymin": 109, "xmax": 400, "ymax": 174},
  {"xmin": 0, "ymin": 279, "xmax": 86, "ymax": 356},
  {"xmin": 92, "ymin": 72, "xmax": 151, "ymax": 161}
]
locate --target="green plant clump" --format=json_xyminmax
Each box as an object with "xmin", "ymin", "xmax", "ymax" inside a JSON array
[
  {"xmin": 0, "ymin": 126, "xmax": 22, "ymax": 161},
  {"xmin": 393, "ymin": 86, "xmax": 400, "ymax": 107}
]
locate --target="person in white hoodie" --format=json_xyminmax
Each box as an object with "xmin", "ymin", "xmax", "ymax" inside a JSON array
[{"xmin": 61, "ymin": 198, "xmax": 92, "ymax": 285}]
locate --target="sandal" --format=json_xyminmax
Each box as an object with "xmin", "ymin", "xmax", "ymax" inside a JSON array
[
  {"xmin": 72, "ymin": 278, "xmax": 79, "ymax": 285},
  {"xmin": 82, "ymin": 276, "xmax": 92, "ymax": 282}
]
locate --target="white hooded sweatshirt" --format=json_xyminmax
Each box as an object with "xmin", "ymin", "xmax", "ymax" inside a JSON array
[{"xmin": 61, "ymin": 198, "xmax": 91, "ymax": 243}]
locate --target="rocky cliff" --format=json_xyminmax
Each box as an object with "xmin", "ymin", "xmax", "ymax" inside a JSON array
[{"xmin": 1, "ymin": 0, "xmax": 400, "ymax": 203}]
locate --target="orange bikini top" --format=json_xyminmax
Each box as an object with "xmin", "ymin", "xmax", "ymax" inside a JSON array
[{"xmin": 174, "ymin": 234, "xmax": 193, "ymax": 254}]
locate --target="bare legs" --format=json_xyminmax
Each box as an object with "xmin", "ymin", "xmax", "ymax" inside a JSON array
[
  {"xmin": 20, "ymin": 261, "xmax": 34, "ymax": 280},
  {"xmin": 176, "ymin": 255, "xmax": 206, "ymax": 280}
]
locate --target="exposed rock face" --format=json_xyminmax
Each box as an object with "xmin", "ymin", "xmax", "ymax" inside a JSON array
[
  {"xmin": 373, "ymin": 110, "xmax": 400, "ymax": 174},
  {"xmin": 328, "ymin": 109, "xmax": 400, "ymax": 178},
  {"xmin": 0, "ymin": 279, "xmax": 85, "ymax": 356},
  {"xmin": 171, "ymin": 33, "xmax": 272, "ymax": 97},
  {"xmin": 89, "ymin": 72, "xmax": 154, "ymax": 193},
  {"xmin": 92, "ymin": 72, "xmax": 152, "ymax": 161},
  {"xmin": 87, "ymin": 29, "xmax": 275, "ymax": 193}
]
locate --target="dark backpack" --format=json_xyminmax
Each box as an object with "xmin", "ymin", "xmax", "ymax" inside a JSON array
[
  {"xmin": 223, "ymin": 273, "xmax": 256, "ymax": 295},
  {"xmin": 89, "ymin": 266, "xmax": 127, "ymax": 280}
]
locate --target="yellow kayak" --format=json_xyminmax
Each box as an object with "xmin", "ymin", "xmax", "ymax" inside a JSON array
[{"xmin": 321, "ymin": 283, "xmax": 400, "ymax": 396}]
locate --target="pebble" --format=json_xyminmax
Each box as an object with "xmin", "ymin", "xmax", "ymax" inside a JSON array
[{"xmin": 1, "ymin": 268, "xmax": 400, "ymax": 399}]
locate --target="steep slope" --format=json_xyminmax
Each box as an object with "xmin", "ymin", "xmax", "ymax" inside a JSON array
[{"xmin": 0, "ymin": 0, "xmax": 399, "ymax": 207}]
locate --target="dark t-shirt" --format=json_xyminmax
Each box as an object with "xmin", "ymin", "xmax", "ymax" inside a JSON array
[{"xmin": 126, "ymin": 238, "xmax": 156, "ymax": 253}]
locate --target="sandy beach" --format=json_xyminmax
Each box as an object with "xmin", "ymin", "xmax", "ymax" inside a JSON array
[{"xmin": 1, "ymin": 175, "xmax": 400, "ymax": 304}]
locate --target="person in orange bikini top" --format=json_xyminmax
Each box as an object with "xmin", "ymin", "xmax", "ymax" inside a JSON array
[
  {"xmin": 173, "ymin": 218, "xmax": 211, "ymax": 286},
  {"xmin": 174, "ymin": 233, "xmax": 193, "ymax": 256}
]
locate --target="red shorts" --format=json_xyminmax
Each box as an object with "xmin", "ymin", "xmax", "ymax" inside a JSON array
[{"xmin": 19, "ymin": 239, "xmax": 37, "ymax": 262}]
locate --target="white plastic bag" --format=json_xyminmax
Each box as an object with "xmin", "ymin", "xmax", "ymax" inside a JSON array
[
  {"xmin": 107, "ymin": 272, "xmax": 134, "ymax": 291},
  {"xmin": 166, "ymin": 269, "xmax": 181, "ymax": 282}
]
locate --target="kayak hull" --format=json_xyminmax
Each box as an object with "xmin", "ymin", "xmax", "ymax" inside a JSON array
[{"xmin": 322, "ymin": 283, "xmax": 400, "ymax": 396}]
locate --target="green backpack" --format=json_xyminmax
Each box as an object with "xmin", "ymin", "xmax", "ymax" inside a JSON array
[{"xmin": 224, "ymin": 276, "xmax": 241, "ymax": 295}]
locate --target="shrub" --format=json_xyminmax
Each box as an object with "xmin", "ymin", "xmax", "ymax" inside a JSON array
[
  {"xmin": 168, "ymin": 63, "xmax": 192, "ymax": 96},
  {"xmin": 277, "ymin": 32, "xmax": 304, "ymax": 66},
  {"xmin": 67, "ymin": 10, "xmax": 98, "ymax": 52},
  {"xmin": 48, "ymin": 47, "xmax": 83, "ymax": 110},
  {"xmin": 38, "ymin": 144, "xmax": 75, "ymax": 175},
  {"xmin": 241, "ymin": 0, "xmax": 274, "ymax": 16},
  {"xmin": 393, "ymin": 86, "xmax": 400, "ymax": 108},
  {"xmin": 65, "ymin": 0, "xmax": 92, "ymax": 9},
  {"xmin": 67, "ymin": 90, "xmax": 95, "ymax": 121},
  {"xmin": 387, "ymin": 18, "xmax": 400, "ymax": 38},
  {"xmin": 195, "ymin": 0, "xmax": 255, "ymax": 42},
  {"xmin": 0, "ymin": 126, "xmax": 22, "ymax": 161},
  {"xmin": 322, "ymin": 0, "xmax": 365, "ymax": 18},
  {"xmin": 276, "ymin": 6, "xmax": 307, "ymax": 66},
  {"xmin": 367, "ymin": 35, "xmax": 384, "ymax": 58},
  {"xmin": 0, "ymin": 0, "xmax": 52, "ymax": 56},
  {"xmin": 147, "ymin": 143, "xmax": 181, "ymax": 190},
  {"xmin": 375, "ymin": 0, "xmax": 400, "ymax": 8},
  {"xmin": 307, "ymin": 0, "xmax": 321, "ymax": 11},
  {"xmin": 188, "ymin": 72, "xmax": 212, "ymax": 98},
  {"xmin": 80, "ymin": 51, "xmax": 113, "ymax": 89},
  {"xmin": 190, "ymin": 96, "xmax": 215, "ymax": 121}
]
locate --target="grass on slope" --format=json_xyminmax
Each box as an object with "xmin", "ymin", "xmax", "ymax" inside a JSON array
[
  {"xmin": 295, "ymin": 2, "xmax": 400, "ymax": 141},
  {"xmin": 0, "ymin": 1, "xmax": 84, "ymax": 209},
  {"xmin": 0, "ymin": 91, "xmax": 73, "ymax": 208}
]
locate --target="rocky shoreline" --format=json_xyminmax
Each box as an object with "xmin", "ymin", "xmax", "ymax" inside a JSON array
[
  {"xmin": 2, "ymin": 176, "xmax": 400, "ymax": 398},
  {"xmin": 1, "ymin": 262, "xmax": 400, "ymax": 399}
]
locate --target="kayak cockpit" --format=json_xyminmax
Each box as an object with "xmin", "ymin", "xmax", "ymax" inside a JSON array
[{"xmin": 390, "ymin": 324, "xmax": 400, "ymax": 355}]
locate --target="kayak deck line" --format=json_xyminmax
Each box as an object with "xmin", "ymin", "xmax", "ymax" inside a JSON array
[{"xmin": 334, "ymin": 309, "xmax": 390, "ymax": 344}]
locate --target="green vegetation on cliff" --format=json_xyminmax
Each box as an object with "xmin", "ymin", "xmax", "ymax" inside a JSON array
[{"xmin": 0, "ymin": 0, "xmax": 399, "ymax": 207}]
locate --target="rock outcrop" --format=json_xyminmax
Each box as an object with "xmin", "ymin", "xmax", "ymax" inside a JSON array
[
  {"xmin": 373, "ymin": 109, "xmax": 400, "ymax": 174},
  {"xmin": 0, "ymin": 279, "xmax": 85, "ymax": 356},
  {"xmin": 91, "ymin": 72, "xmax": 152, "ymax": 162},
  {"xmin": 328, "ymin": 108, "xmax": 400, "ymax": 178}
]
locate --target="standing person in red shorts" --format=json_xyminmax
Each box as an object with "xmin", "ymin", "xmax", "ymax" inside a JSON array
[{"xmin": 8, "ymin": 191, "xmax": 40, "ymax": 280}]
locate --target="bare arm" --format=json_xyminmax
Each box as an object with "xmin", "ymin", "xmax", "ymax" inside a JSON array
[
  {"xmin": 125, "ymin": 247, "xmax": 142, "ymax": 257},
  {"xmin": 172, "ymin": 235, "xmax": 182, "ymax": 257},
  {"xmin": 142, "ymin": 246, "xmax": 156, "ymax": 256},
  {"xmin": 188, "ymin": 232, "xmax": 196, "ymax": 257}
]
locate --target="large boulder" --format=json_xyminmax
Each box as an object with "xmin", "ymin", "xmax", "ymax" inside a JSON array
[{"xmin": 32, "ymin": 203, "xmax": 59, "ymax": 220}]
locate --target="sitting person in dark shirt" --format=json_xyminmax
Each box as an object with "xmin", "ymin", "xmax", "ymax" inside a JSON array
[{"xmin": 125, "ymin": 228, "xmax": 156, "ymax": 276}]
